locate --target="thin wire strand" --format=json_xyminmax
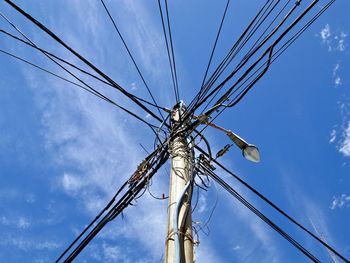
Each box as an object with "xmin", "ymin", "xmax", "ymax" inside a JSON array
[
  {"xmin": 100, "ymin": 0, "xmax": 166, "ymax": 122},
  {"xmin": 157, "ymin": 0, "xmax": 179, "ymax": 105},
  {"xmin": 196, "ymin": 145, "xmax": 349, "ymax": 263},
  {"xmin": 164, "ymin": 0, "xmax": 180, "ymax": 104},
  {"xmin": 199, "ymin": 0, "xmax": 230, "ymax": 89},
  {"xmin": 4, "ymin": 0, "xmax": 165, "ymax": 124},
  {"xmin": 200, "ymin": 164, "xmax": 321, "ymax": 262}
]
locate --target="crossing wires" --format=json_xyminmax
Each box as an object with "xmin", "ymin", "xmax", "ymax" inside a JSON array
[{"xmin": 157, "ymin": 0, "xmax": 180, "ymax": 105}]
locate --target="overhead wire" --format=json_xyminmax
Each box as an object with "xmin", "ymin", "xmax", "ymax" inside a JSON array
[
  {"xmin": 194, "ymin": 0, "xmax": 336, "ymax": 139},
  {"xmin": 164, "ymin": 0, "xmax": 180, "ymax": 104},
  {"xmin": 99, "ymin": 0, "xmax": 166, "ymax": 122},
  {"xmin": 189, "ymin": 0, "xmax": 299, "ymax": 116},
  {"xmin": 0, "ymin": 49, "xmax": 161, "ymax": 137},
  {"xmin": 199, "ymin": 0, "xmax": 230, "ymax": 91},
  {"xmin": 0, "ymin": 27, "xmax": 167, "ymax": 113},
  {"xmin": 0, "ymin": 48, "xmax": 105, "ymax": 100},
  {"xmin": 55, "ymin": 181, "xmax": 128, "ymax": 263},
  {"xmin": 181, "ymin": 0, "xmax": 331, "ymax": 142},
  {"xmin": 195, "ymin": 145, "xmax": 349, "ymax": 263},
  {"xmin": 157, "ymin": 0, "xmax": 179, "ymax": 105},
  {"xmin": 4, "ymin": 0, "xmax": 165, "ymax": 125},
  {"xmin": 0, "ymin": 13, "xmax": 168, "ymax": 137},
  {"xmin": 188, "ymin": 0, "xmax": 273, "ymax": 112},
  {"xmin": 198, "ymin": 163, "xmax": 321, "ymax": 262},
  {"xmin": 198, "ymin": 0, "xmax": 291, "ymax": 114},
  {"xmin": 192, "ymin": 0, "xmax": 303, "ymax": 114},
  {"xmin": 57, "ymin": 146, "xmax": 169, "ymax": 262},
  {"xmin": 2, "ymin": 0, "xmax": 342, "ymax": 261}
]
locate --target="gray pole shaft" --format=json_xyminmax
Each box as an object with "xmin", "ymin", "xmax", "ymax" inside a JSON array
[{"xmin": 165, "ymin": 106, "xmax": 194, "ymax": 263}]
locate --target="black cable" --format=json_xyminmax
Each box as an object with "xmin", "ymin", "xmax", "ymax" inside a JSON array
[
  {"xmin": 199, "ymin": 0, "xmax": 230, "ymax": 90},
  {"xmin": 99, "ymin": 0, "xmax": 166, "ymax": 122},
  {"xmin": 58, "ymin": 147, "xmax": 169, "ymax": 262},
  {"xmin": 188, "ymin": 0, "xmax": 273, "ymax": 112},
  {"xmin": 188, "ymin": 0, "xmax": 337, "ymax": 143},
  {"xmin": 195, "ymin": 145, "xmax": 349, "ymax": 263},
  {"xmin": 194, "ymin": 0, "xmax": 303, "ymax": 113},
  {"xmin": 186, "ymin": 0, "xmax": 275, "ymax": 129},
  {"xmin": 157, "ymin": 0, "xmax": 179, "ymax": 105},
  {"xmin": 198, "ymin": 0, "xmax": 289, "ymax": 114},
  {"xmin": 192, "ymin": 0, "xmax": 292, "ymax": 114},
  {"xmin": 0, "ymin": 27, "xmax": 167, "ymax": 113},
  {"xmin": 242, "ymin": 0, "xmax": 292, "ymax": 63},
  {"xmin": 4, "ymin": 0, "xmax": 165, "ymax": 125},
  {"xmin": 218, "ymin": 0, "xmax": 329, "ymax": 110},
  {"xmin": 199, "ymin": 164, "xmax": 321, "ymax": 262},
  {"xmin": 0, "ymin": 37, "xmax": 161, "ymax": 135},
  {"xmin": 55, "ymin": 181, "xmax": 128, "ymax": 262},
  {"xmin": 164, "ymin": 0, "xmax": 180, "ymax": 104},
  {"xmin": 0, "ymin": 48, "xmax": 104, "ymax": 100},
  {"xmin": 183, "ymin": 0, "xmax": 322, "ymax": 139}
]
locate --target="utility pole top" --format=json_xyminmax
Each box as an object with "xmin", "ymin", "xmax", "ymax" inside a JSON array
[
  {"xmin": 165, "ymin": 103, "xmax": 194, "ymax": 263},
  {"xmin": 171, "ymin": 101, "xmax": 186, "ymax": 124}
]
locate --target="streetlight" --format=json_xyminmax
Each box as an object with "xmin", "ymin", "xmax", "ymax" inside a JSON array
[
  {"xmin": 226, "ymin": 131, "xmax": 260, "ymax": 163},
  {"xmin": 194, "ymin": 114, "xmax": 260, "ymax": 163}
]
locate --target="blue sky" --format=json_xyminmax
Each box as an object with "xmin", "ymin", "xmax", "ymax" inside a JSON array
[{"xmin": 0, "ymin": 1, "xmax": 349, "ymax": 262}]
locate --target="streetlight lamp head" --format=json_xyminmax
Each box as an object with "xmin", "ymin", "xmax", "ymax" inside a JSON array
[{"xmin": 242, "ymin": 144, "xmax": 260, "ymax": 163}]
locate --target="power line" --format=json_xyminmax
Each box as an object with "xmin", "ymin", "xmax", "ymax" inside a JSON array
[
  {"xmin": 2, "ymin": 1, "xmax": 343, "ymax": 262},
  {"xmin": 0, "ymin": 27, "xmax": 167, "ymax": 113},
  {"xmin": 4, "ymin": 0, "xmax": 165, "ymax": 125},
  {"xmin": 196, "ymin": 145, "xmax": 350, "ymax": 263},
  {"xmin": 199, "ymin": 0, "xmax": 230, "ymax": 91},
  {"xmin": 186, "ymin": 0, "xmax": 337, "ymax": 144},
  {"xmin": 55, "ymin": 180, "xmax": 128, "ymax": 262},
  {"xmin": 183, "ymin": 0, "xmax": 330, "ymax": 140},
  {"xmin": 57, "ymin": 146, "xmax": 169, "ymax": 262},
  {"xmin": 0, "ymin": 30, "xmax": 162, "ymax": 135},
  {"xmin": 164, "ymin": 0, "xmax": 180, "ymax": 104},
  {"xmin": 187, "ymin": 0, "xmax": 273, "ymax": 112},
  {"xmin": 198, "ymin": 163, "xmax": 321, "ymax": 262},
  {"xmin": 0, "ymin": 48, "xmax": 104, "ymax": 100},
  {"xmin": 157, "ymin": 0, "xmax": 179, "ymax": 105},
  {"xmin": 100, "ymin": 0, "xmax": 166, "ymax": 122}
]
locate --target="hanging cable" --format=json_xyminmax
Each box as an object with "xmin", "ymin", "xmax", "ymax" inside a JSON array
[
  {"xmin": 99, "ymin": 0, "xmax": 166, "ymax": 122},
  {"xmin": 55, "ymin": 181, "xmax": 128, "ymax": 262},
  {"xmin": 57, "ymin": 147, "xmax": 169, "ymax": 262},
  {"xmin": 0, "ymin": 48, "xmax": 103, "ymax": 100},
  {"xmin": 0, "ymin": 27, "xmax": 167, "ymax": 114},
  {"xmin": 157, "ymin": 0, "xmax": 179, "ymax": 105},
  {"xmin": 4, "ymin": 0, "xmax": 165, "ymax": 125},
  {"xmin": 199, "ymin": 163, "xmax": 321, "ymax": 262},
  {"xmin": 188, "ymin": 0, "xmax": 273, "ymax": 112},
  {"xmin": 199, "ymin": 0, "xmax": 230, "ymax": 90},
  {"xmin": 195, "ymin": 145, "xmax": 349, "ymax": 263},
  {"xmin": 164, "ymin": 0, "xmax": 180, "ymax": 104}
]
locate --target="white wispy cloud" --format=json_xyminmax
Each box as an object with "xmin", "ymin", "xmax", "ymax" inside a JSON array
[
  {"xmin": 330, "ymin": 194, "xmax": 350, "ymax": 210},
  {"xmin": 282, "ymin": 173, "xmax": 341, "ymax": 261},
  {"xmin": 318, "ymin": 24, "xmax": 348, "ymax": 52},
  {"xmin": 9, "ymin": 1, "xmax": 306, "ymax": 262},
  {"xmin": 320, "ymin": 24, "xmax": 331, "ymax": 42},
  {"xmin": 339, "ymin": 122, "xmax": 350, "ymax": 157},
  {"xmin": 216, "ymin": 173, "xmax": 282, "ymax": 262},
  {"xmin": 329, "ymin": 129, "xmax": 337, "ymax": 143},
  {"xmin": 17, "ymin": 1, "xmax": 175, "ymax": 261},
  {"xmin": 17, "ymin": 217, "xmax": 31, "ymax": 229},
  {"xmin": 334, "ymin": 76, "xmax": 342, "ymax": 87},
  {"xmin": 61, "ymin": 172, "xmax": 85, "ymax": 194},
  {"xmin": 197, "ymin": 194, "xmax": 208, "ymax": 214},
  {"xmin": 0, "ymin": 215, "xmax": 31, "ymax": 230}
]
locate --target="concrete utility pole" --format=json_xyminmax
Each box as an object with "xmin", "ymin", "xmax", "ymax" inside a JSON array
[{"xmin": 165, "ymin": 103, "xmax": 194, "ymax": 263}]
